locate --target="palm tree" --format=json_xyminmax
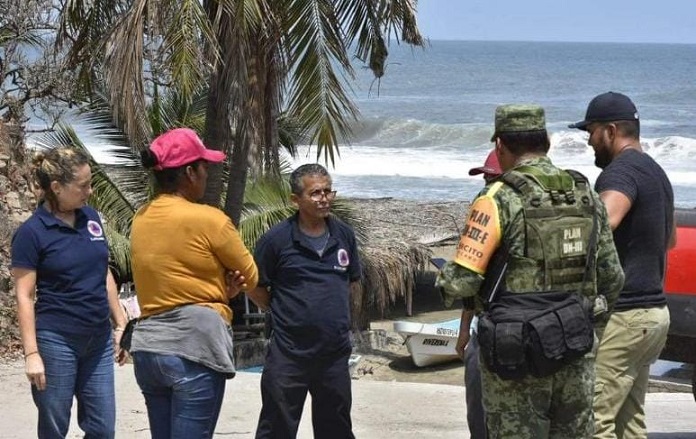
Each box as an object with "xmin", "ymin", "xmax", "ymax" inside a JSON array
[
  {"xmin": 56, "ymin": 0, "xmax": 424, "ymax": 224},
  {"xmin": 31, "ymin": 89, "xmax": 362, "ymax": 278}
]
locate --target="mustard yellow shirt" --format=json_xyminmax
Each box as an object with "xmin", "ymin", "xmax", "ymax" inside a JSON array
[{"xmin": 131, "ymin": 194, "xmax": 258, "ymax": 322}]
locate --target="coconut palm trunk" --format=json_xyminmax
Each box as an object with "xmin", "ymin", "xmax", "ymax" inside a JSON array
[{"xmin": 201, "ymin": 1, "xmax": 235, "ymax": 208}]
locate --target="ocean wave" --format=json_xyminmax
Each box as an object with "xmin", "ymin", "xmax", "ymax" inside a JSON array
[
  {"xmin": 349, "ymin": 117, "xmax": 492, "ymax": 149},
  {"xmin": 294, "ymin": 121, "xmax": 696, "ymax": 186}
]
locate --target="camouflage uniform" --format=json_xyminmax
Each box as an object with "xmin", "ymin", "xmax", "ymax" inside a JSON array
[{"xmin": 437, "ymin": 105, "xmax": 624, "ymax": 439}]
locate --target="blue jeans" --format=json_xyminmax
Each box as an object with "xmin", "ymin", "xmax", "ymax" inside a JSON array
[
  {"xmin": 132, "ymin": 352, "xmax": 227, "ymax": 439},
  {"xmin": 33, "ymin": 328, "xmax": 115, "ymax": 439}
]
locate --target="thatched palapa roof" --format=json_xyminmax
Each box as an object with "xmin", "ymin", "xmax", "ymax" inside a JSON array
[{"xmin": 347, "ymin": 198, "xmax": 470, "ymax": 329}]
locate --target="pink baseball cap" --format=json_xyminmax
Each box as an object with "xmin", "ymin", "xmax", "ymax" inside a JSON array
[
  {"xmin": 468, "ymin": 150, "xmax": 502, "ymax": 177},
  {"xmin": 150, "ymin": 128, "xmax": 226, "ymax": 170}
]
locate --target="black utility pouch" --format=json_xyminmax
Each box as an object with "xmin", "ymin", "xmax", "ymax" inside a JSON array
[
  {"xmin": 479, "ymin": 291, "xmax": 595, "ymax": 380},
  {"xmin": 528, "ymin": 311, "xmax": 566, "ymax": 377},
  {"xmin": 558, "ymin": 297, "xmax": 594, "ymax": 354},
  {"xmin": 493, "ymin": 321, "xmax": 528, "ymax": 380},
  {"xmin": 477, "ymin": 314, "xmax": 497, "ymax": 373},
  {"xmin": 527, "ymin": 293, "xmax": 594, "ymax": 377},
  {"xmin": 478, "ymin": 310, "xmax": 530, "ymax": 381}
]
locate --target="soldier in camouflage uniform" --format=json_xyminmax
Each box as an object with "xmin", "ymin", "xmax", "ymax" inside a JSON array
[{"xmin": 437, "ymin": 104, "xmax": 624, "ymax": 439}]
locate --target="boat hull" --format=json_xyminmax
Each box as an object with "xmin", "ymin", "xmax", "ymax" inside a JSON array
[{"xmin": 394, "ymin": 319, "xmax": 461, "ymax": 367}]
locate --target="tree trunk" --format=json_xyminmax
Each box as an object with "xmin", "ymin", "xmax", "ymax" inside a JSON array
[
  {"xmin": 224, "ymin": 131, "xmax": 251, "ymax": 226},
  {"xmin": 201, "ymin": 1, "xmax": 234, "ymax": 207},
  {"xmin": 202, "ymin": 73, "xmax": 232, "ymax": 207},
  {"xmin": 223, "ymin": 38, "xmax": 264, "ymax": 225},
  {"xmin": 263, "ymin": 53, "xmax": 281, "ymax": 176}
]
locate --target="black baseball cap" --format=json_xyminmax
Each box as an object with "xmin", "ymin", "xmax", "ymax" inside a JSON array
[{"xmin": 568, "ymin": 92, "xmax": 639, "ymax": 131}]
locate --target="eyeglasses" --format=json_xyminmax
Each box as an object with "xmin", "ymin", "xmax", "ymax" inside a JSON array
[{"xmin": 308, "ymin": 189, "xmax": 337, "ymax": 202}]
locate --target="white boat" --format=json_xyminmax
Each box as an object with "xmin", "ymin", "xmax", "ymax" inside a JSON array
[{"xmin": 393, "ymin": 318, "xmax": 461, "ymax": 367}]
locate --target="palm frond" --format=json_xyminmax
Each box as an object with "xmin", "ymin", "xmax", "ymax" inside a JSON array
[
  {"xmin": 104, "ymin": 223, "xmax": 132, "ymax": 282},
  {"xmin": 239, "ymin": 177, "xmax": 296, "ymax": 251},
  {"xmin": 56, "ymin": 0, "xmax": 126, "ymax": 96},
  {"xmin": 338, "ymin": 0, "xmax": 424, "ymax": 79},
  {"xmin": 78, "ymin": 100, "xmax": 152, "ymax": 206},
  {"xmin": 149, "ymin": 86, "xmax": 208, "ymax": 136},
  {"xmin": 239, "ymin": 170, "xmax": 367, "ymax": 251},
  {"xmin": 283, "ymin": 0, "xmax": 360, "ymax": 165},
  {"xmin": 331, "ymin": 197, "xmax": 367, "ymax": 244},
  {"xmin": 0, "ymin": 25, "xmax": 42, "ymax": 47},
  {"xmin": 336, "ymin": 0, "xmax": 386, "ymax": 78},
  {"xmin": 277, "ymin": 112, "xmax": 304, "ymax": 158},
  {"xmin": 102, "ymin": 0, "xmax": 151, "ymax": 149},
  {"xmin": 389, "ymin": 0, "xmax": 424, "ymax": 46},
  {"xmin": 33, "ymin": 125, "xmax": 137, "ymax": 235},
  {"xmin": 160, "ymin": 0, "xmax": 212, "ymax": 100}
]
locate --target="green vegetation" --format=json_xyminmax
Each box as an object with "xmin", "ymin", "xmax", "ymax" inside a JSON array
[{"xmin": 0, "ymin": 1, "xmax": 429, "ymax": 343}]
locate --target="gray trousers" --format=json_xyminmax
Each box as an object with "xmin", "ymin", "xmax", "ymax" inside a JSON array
[{"xmin": 465, "ymin": 334, "xmax": 487, "ymax": 439}]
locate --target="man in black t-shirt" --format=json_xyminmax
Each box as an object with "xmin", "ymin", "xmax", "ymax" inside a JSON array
[{"xmin": 570, "ymin": 92, "xmax": 676, "ymax": 439}]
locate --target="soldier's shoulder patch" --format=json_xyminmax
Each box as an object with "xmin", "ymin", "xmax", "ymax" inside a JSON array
[{"xmin": 454, "ymin": 194, "xmax": 502, "ymax": 274}]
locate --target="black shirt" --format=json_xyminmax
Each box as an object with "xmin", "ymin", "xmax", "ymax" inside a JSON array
[{"xmin": 595, "ymin": 149, "xmax": 674, "ymax": 310}]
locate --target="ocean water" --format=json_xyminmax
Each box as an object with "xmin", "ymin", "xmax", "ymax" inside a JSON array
[{"xmin": 289, "ymin": 41, "xmax": 696, "ymax": 207}]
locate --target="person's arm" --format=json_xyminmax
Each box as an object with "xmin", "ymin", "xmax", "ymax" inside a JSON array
[
  {"xmin": 248, "ymin": 230, "xmax": 279, "ymax": 312},
  {"xmin": 455, "ymin": 309, "xmax": 474, "ymax": 360},
  {"xmin": 599, "ymin": 190, "xmax": 632, "ymax": 231},
  {"xmin": 13, "ymin": 268, "xmax": 47, "ymax": 390},
  {"xmin": 246, "ymin": 286, "xmax": 271, "ymax": 311},
  {"xmin": 212, "ymin": 219, "xmax": 259, "ymax": 291},
  {"xmin": 225, "ymin": 270, "xmax": 247, "ymax": 301},
  {"xmin": 106, "ymin": 269, "xmax": 128, "ymax": 366},
  {"xmin": 668, "ymin": 215, "xmax": 677, "ymax": 249},
  {"xmin": 594, "ymin": 197, "xmax": 625, "ymax": 324}
]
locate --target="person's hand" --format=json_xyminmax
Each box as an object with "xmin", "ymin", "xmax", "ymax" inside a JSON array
[
  {"xmin": 112, "ymin": 329, "xmax": 128, "ymax": 366},
  {"xmin": 455, "ymin": 331, "xmax": 470, "ymax": 361},
  {"xmin": 25, "ymin": 352, "xmax": 46, "ymax": 391},
  {"xmin": 226, "ymin": 270, "xmax": 247, "ymax": 300}
]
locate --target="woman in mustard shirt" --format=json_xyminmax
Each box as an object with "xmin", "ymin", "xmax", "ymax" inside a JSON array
[{"xmin": 129, "ymin": 128, "xmax": 258, "ymax": 439}]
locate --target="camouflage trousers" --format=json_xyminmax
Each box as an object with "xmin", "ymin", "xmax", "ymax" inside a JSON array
[{"xmin": 480, "ymin": 355, "xmax": 595, "ymax": 439}]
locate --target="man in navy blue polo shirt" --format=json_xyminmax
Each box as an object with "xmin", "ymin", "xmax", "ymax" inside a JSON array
[{"xmin": 248, "ymin": 163, "xmax": 362, "ymax": 439}]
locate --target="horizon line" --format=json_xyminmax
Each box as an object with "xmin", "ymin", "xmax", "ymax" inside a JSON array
[{"xmin": 409, "ymin": 38, "xmax": 696, "ymax": 46}]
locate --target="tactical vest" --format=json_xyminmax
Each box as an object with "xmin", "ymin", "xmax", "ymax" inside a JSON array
[
  {"xmin": 476, "ymin": 166, "xmax": 599, "ymax": 380},
  {"xmin": 499, "ymin": 165, "xmax": 597, "ymax": 298}
]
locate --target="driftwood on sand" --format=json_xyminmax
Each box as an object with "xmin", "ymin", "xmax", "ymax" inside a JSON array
[{"xmin": 347, "ymin": 198, "xmax": 470, "ymax": 329}]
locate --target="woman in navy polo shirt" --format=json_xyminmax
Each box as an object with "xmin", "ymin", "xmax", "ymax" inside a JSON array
[{"xmin": 11, "ymin": 147, "xmax": 127, "ymax": 438}]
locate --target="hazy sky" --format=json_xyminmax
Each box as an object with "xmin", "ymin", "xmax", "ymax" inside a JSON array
[{"xmin": 416, "ymin": 0, "xmax": 696, "ymax": 44}]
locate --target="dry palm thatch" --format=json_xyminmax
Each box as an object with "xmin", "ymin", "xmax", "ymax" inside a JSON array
[{"xmin": 348, "ymin": 197, "xmax": 470, "ymax": 329}]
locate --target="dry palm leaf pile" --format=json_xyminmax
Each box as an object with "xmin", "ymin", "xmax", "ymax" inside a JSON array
[{"xmin": 347, "ymin": 198, "xmax": 470, "ymax": 328}]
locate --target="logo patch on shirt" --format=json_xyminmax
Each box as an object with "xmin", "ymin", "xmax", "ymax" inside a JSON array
[
  {"xmin": 87, "ymin": 220, "xmax": 105, "ymax": 241},
  {"xmin": 337, "ymin": 249, "xmax": 350, "ymax": 267}
]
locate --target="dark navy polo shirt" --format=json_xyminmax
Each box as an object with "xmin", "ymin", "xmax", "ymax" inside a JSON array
[
  {"xmin": 11, "ymin": 204, "xmax": 111, "ymax": 334},
  {"xmin": 254, "ymin": 213, "xmax": 362, "ymax": 358}
]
